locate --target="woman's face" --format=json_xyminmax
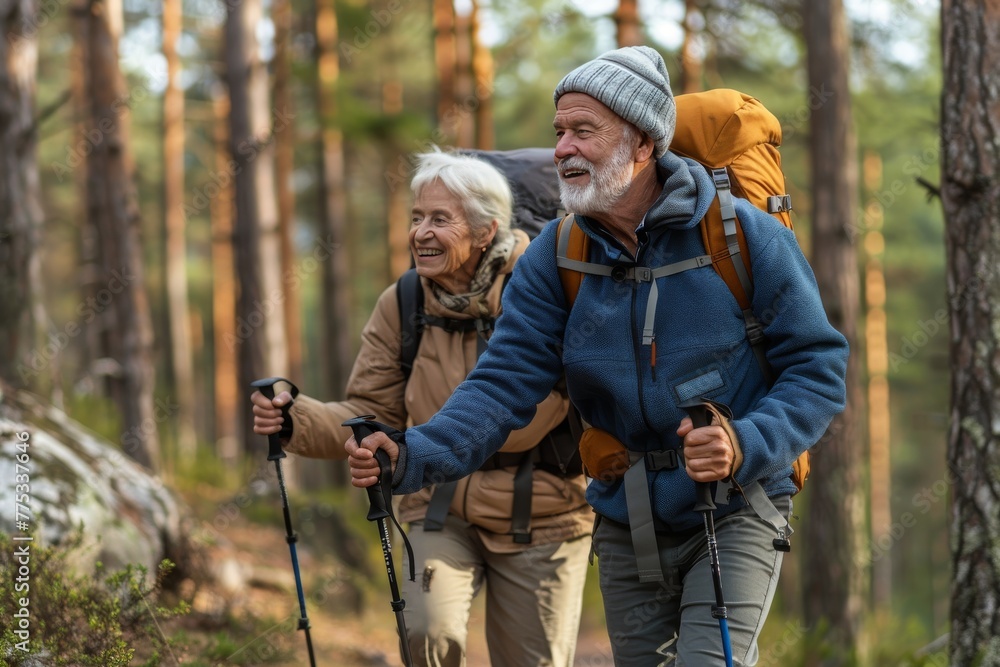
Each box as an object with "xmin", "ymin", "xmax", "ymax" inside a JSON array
[{"xmin": 409, "ymin": 179, "xmax": 494, "ymax": 293}]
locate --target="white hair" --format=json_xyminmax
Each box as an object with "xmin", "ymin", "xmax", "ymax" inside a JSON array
[{"xmin": 410, "ymin": 150, "xmax": 514, "ymax": 245}]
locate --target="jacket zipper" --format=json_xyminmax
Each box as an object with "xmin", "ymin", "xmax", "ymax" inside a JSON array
[{"xmin": 597, "ymin": 222, "xmax": 659, "ymax": 437}]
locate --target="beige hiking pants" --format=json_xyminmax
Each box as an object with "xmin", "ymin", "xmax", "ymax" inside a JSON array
[{"xmin": 401, "ymin": 516, "xmax": 591, "ymax": 667}]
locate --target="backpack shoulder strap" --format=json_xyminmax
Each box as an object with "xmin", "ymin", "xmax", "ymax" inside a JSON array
[
  {"xmin": 555, "ymin": 213, "xmax": 590, "ymax": 307},
  {"xmin": 700, "ymin": 168, "xmax": 773, "ymax": 385},
  {"xmin": 396, "ymin": 268, "xmax": 423, "ymax": 381}
]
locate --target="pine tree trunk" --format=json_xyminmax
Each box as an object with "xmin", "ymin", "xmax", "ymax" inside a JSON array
[
  {"xmin": 0, "ymin": 0, "xmax": 41, "ymax": 388},
  {"xmin": 862, "ymin": 151, "xmax": 893, "ymax": 611},
  {"xmin": 801, "ymin": 0, "xmax": 867, "ymax": 661},
  {"xmin": 453, "ymin": 7, "xmax": 474, "ymax": 148},
  {"xmin": 70, "ymin": 2, "xmax": 100, "ymax": 393},
  {"xmin": 313, "ymin": 0, "xmax": 353, "ymax": 487},
  {"xmin": 433, "ymin": 0, "xmax": 456, "ymax": 142},
  {"xmin": 379, "ymin": 2, "xmax": 409, "ymax": 280},
  {"xmin": 273, "ymin": 0, "xmax": 302, "ymax": 384},
  {"xmin": 613, "ymin": 0, "xmax": 642, "ymax": 47},
  {"xmin": 941, "ymin": 2, "xmax": 1000, "ymax": 664},
  {"xmin": 81, "ymin": 0, "xmax": 159, "ymax": 471},
  {"xmin": 225, "ymin": 0, "xmax": 288, "ymax": 453},
  {"xmin": 211, "ymin": 87, "xmax": 240, "ymax": 464},
  {"xmin": 471, "ymin": 0, "xmax": 494, "ymax": 150},
  {"xmin": 163, "ymin": 0, "xmax": 196, "ymax": 462},
  {"xmin": 247, "ymin": 10, "xmax": 288, "ymax": 384},
  {"xmin": 679, "ymin": 0, "xmax": 703, "ymax": 94},
  {"xmin": 315, "ymin": 0, "xmax": 352, "ymax": 404}
]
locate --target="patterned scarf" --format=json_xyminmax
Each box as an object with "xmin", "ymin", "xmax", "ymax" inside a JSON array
[{"xmin": 431, "ymin": 232, "xmax": 517, "ymax": 318}]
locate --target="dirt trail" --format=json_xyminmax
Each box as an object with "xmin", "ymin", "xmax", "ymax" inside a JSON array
[{"xmin": 185, "ymin": 512, "xmax": 614, "ymax": 666}]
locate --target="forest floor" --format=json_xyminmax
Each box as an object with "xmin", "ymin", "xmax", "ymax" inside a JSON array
[{"xmin": 160, "ymin": 483, "xmax": 615, "ymax": 666}]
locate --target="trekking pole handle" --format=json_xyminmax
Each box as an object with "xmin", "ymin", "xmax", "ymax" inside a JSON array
[
  {"xmin": 251, "ymin": 377, "xmax": 300, "ymax": 461},
  {"xmin": 343, "ymin": 416, "xmax": 398, "ymax": 521},
  {"xmin": 680, "ymin": 401, "xmax": 718, "ymax": 513}
]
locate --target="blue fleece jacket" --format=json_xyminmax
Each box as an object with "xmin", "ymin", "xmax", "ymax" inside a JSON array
[{"xmin": 392, "ymin": 152, "xmax": 849, "ymax": 530}]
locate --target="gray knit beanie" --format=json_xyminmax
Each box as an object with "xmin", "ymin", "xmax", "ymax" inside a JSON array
[{"xmin": 553, "ymin": 46, "xmax": 675, "ymax": 158}]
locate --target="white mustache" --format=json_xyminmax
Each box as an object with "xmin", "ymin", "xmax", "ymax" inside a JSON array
[{"xmin": 558, "ymin": 157, "xmax": 594, "ymax": 177}]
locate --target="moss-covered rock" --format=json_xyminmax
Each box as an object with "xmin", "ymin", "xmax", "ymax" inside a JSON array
[{"xmin": 0, "ymin": 387, "xmax": 192, "ymax": 579}]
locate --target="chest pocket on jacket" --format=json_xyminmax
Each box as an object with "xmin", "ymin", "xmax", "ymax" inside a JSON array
[{"xmin": 672, "ymin": 366, "xmax": 727, "ymax": 405}]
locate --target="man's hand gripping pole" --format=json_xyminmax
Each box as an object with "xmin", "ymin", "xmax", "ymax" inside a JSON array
[
  {"xmin": 681, "ymin": 401, "xmax": 734, "ymax": 667},
  {"xmin": 343, "ymin": 416, "xmax": 415, "ymax": 667}
]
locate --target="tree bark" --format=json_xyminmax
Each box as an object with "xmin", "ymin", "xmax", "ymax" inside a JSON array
[
  {"xmin": 80, "ymin": 0, "xmax": 159, "ymax": 471},
  {"xmin": 453, "ymin": 7, "xmax": 474, "ymax": 148},
  {"xmin": 433, "ymin": 0, "xmax": 456, "ymax": 143},
  {"xmin": 613, "ymin": 0, "xmax": 642, "ymax": 47},
  {"xmin": 941, "ymin": 2, "xmax": 1000, "ymax": 664},
  {"xmin": 471, "ymin": 0, "xmax": 494, "ymax": 150},
  {"xmin": 211, "ymin": 86, "xmax": 240, "ymax": 464},
  {"xmin": 273, "ymin": 0, "xmax": 302, "ymax": 384},
  {"xmin": 313, "ymin": 0, "xmax": 353, "ymax": 488},
  {"xmin": 225, "ymin": 0, "xmax": 288, "ymax": 453},
  {"xmin": 680, "ymin": 0, "xmax": 704, "ymax": 94},
  {"xmin": 0, "ymin": 0, "xmax": 42, "ymax": 388},
  {"xmin": 162, "ymin": 0, "xmax": 196, "ymax": 462},
  {"xmin": 862, "ymin": 151, "xmax": 892, "ymax": 611},
  {"xmin": 801, "ymin": 0, "xmax": 867, "ymax": 661},
  {"xmin": 315, "ymin": 0, "xmax": 352, "ymax": 404}
]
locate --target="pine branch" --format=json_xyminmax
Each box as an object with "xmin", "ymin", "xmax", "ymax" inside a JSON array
[{"xmin": 916, "ymin": 176, "xmax": 941, "ymax": 201}]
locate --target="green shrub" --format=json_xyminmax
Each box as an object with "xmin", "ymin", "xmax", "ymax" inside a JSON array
[{"xmin": 0, "ymin": 532, "xmax": 188, "ymax": 666}]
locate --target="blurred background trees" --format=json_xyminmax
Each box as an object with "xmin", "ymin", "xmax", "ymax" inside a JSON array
[{"xmin": 1, "ymin": 0, "xmax": 994, "ymax": 663}]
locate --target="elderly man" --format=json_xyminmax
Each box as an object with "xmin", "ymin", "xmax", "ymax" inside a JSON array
[{"xmin": 348, "ymin": 46, "xmax": 848, "ymax": 666}]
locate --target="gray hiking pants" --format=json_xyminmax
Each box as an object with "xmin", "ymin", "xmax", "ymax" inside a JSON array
[
  {"xmin": 401, "ymin": 517, "xmax": 591, "ymax": 667},
  {"xmin": 594, "ymin": 496, "xmax": 791, "ymax": 666}
]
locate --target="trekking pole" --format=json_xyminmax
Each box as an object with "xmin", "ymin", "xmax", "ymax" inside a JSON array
[
  {"xmin": 681, "ymin": 402, "xmax": 734, "ymax": 667},
  {"xmin": 343, "ymin": 416, "xmax": 416, "ymax": 667},
  {"xmin": 249, "ymin": 377, "xmax": 317, "ymax": 667}
]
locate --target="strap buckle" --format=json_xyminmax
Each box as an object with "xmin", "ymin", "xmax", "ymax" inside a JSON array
[
  {"xmin": 711, "ymin": 167, "xmax": 731, "ymax": 190},
  {"xmin": 645, "ymin": 449, "xmax": 679, "ymax": 471},
  {"xmin": 744, "ymin": 318, "xmax": 766, "ymax": 346},
  {"xmin": 767, "ymin": 194, "xmax": 793, "ymax": 214},
  {"xmin": 475, "ymin": 318, "xmax": 494, "ymax": 338}
]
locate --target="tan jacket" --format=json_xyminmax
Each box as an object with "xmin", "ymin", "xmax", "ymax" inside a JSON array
[{"xmin": 284, "ymin": 230, "xmax": 593, "ymax": 552}]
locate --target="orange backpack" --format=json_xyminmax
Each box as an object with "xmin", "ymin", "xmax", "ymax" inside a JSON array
[{"xmin": 556, "ymin": 89, "xmax": 810, "ymax": 493}]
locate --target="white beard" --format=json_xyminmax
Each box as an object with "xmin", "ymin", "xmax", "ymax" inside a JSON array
[{"xmin": 557, "ymin": 139, "xmax": 635, "ymax": 216}]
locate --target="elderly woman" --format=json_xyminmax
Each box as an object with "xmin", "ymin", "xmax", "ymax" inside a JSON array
[{"xmin": 251, "ymin": 150, "xmax": 592, "ymax": 667}]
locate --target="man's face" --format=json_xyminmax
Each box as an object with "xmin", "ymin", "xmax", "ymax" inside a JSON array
[{"xmin": 553, "ymin": 92, "xmax": 638, "ymax": 216}]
